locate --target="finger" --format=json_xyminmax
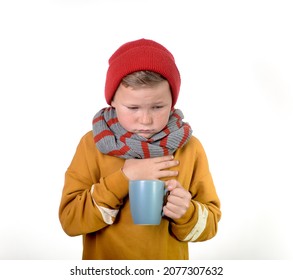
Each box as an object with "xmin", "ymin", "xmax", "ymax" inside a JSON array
[
  {"xmin": 153, "ymin": 155, "xmax": 174, "ymax": 163},
  {"xmin": 169, "ymin": 187, "xmax": 187, "ymax": 196},
  {"xmin": 166, "ymin": 195, "xmax": 183, "ymax": 206},
  {"xmin": 165, "ymin": 179, "xmax": 179, "ymax": 190},
  {"xmin": 157, "ymin": 160, "xmax": 179, "ymax": 171},
  {"xmin": 158, "ymin": 170, "xmax": 179, "ymax": 179},
  {"xmin": 171, "ymin": 190, "xmax": 192, "ymax": 204},
  {"xmin": 167, "ymin": 195, "xmax": 190, "ymax": 210},
  {"xmin": 163, "ymin": 204, "xmax": 185, "ymax": 219}
]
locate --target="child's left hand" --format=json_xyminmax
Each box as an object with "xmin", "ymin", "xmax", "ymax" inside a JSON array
[{"xmin": 163, "ymin": 179, "xmax": 192, "ymax": 220}]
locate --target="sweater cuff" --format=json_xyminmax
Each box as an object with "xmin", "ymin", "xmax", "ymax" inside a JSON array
[
  {"xmin": 172, "ymin": 201, "xmax": 195, "ymax": 225},
  {"xmin": 103, "ymin": 168, "xmax": 129, "ymax": 200}
]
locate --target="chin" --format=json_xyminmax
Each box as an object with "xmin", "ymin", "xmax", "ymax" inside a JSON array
[
  {"xmin": 136, "ymin": 133, "xmax": 154, "ymax": 139},
  {"xmin": 137, "ymin": 134, "xmax": 151, "ymax": 139}
]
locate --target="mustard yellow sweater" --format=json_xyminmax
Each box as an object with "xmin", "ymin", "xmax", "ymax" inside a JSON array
[{"xmin": 59, "ymin": 131, "xmax": 221, "ymax": 259}]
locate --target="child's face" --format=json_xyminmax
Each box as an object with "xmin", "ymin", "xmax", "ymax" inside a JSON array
[{"xmin": 111, "ymin": 81, "xmax": 172, "ymax": 139}]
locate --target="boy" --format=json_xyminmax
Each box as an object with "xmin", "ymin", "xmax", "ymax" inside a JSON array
[{"xmin": 59, "ymin": 38, "xmax": 221, "ymax": 259}]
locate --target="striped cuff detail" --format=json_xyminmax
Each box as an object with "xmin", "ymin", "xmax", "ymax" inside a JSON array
[
  {"xmin": 183, "ymin": 202, "xmax": 208, "ymax": 242},
  {"xmin": 90, "ymin": 185, "xmax": 119, "ymax": 225}
]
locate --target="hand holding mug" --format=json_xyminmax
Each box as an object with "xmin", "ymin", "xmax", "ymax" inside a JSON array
[{"xmin": 163, "ymin": 179, "xmax": 192, "ymax": 220}]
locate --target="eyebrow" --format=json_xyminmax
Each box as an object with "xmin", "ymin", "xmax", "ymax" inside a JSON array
[{"xmin": 126, "ymin": 102, "xmax": 167, "ymax": 107}]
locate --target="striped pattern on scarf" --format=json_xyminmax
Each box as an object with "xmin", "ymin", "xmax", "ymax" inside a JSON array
[{"xmin": 92, "ymin": 107, "xmax": 192, "ymax": 159}]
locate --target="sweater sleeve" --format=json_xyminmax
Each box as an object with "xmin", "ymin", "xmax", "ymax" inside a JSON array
[
  {"xmin": 58, "ymin": 132, "xmax": 129, "ymax": 236},
  {"xmin": 169, "ymin": 138, "xmax": 221, "ymax": 242}
]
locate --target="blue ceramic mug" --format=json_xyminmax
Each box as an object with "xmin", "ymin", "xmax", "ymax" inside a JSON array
[{"xmin": 129, "ymin": 180, "xmax": 168, "ymax": 225}]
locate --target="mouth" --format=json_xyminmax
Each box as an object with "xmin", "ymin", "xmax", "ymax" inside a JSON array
[{"xmin": 137, "ymin": 130, "xmax": 154, "ymax": 133}]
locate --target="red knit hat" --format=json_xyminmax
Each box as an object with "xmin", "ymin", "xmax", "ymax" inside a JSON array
[{"xmin": 105, "ymin": 38, "xmax": 181, "ymax": 107}]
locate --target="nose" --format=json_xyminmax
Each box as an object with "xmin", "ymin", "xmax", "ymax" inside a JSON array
[{"xmin": 139, "ymin": 110, "xmax": 153, "ymax": 125}]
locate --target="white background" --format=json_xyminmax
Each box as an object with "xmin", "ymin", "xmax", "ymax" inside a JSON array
[{"xmin": 0, "ymin": 0, "xmax": 292, "ymax": 260}]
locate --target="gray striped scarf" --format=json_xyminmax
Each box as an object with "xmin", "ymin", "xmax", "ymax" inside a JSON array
[{"xmin": 92, "ymin": 107, "xmax": 192, "ymax": 159}]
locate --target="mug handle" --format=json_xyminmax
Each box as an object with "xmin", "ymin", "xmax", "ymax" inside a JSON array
[{"xmin": 162, "ymin": 189, "xmax": 170, "ymax": 216}]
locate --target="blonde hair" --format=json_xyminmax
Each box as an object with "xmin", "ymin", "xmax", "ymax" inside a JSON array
[{"xmin": 121, "ymin": 71, "xmax": 167, "ymax": 89}]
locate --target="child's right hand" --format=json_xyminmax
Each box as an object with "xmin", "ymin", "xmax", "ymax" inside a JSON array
[{"xmin": 122, "ymin": 155, "xmax": 179, "ymax": 180}]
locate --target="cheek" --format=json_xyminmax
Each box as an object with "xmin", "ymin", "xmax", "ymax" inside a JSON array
[
  {"xmin": 116, "ymin": 113, "xmax": 134, "ymax": 130},
  {"xmin": 156, "ymin": 113, "xmax": 170, "ymax": 129}
]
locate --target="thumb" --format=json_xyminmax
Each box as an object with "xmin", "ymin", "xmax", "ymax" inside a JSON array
[{"xmin": 165, "ymin": 179, "xmax": 177, "ymax": 191}]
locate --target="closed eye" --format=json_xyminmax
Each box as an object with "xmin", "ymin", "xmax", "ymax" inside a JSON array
[{"xmin": 127, "ymin": 106, "xmax": 139, "ymax": 110}]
